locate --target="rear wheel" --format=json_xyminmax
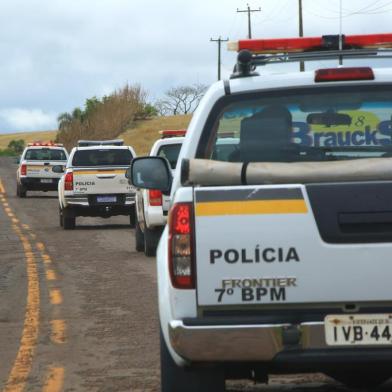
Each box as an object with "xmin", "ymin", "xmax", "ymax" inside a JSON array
[
  {"xmin": 63, "ymin": 208, "xmax": 76, "ymax": 230},
  {"xmin": 144, "ymin": 227, "xmax": 162, "ymax": 257},
  {"xmin": 129, "ymin": 206, "xmax": 136, "ymax": 228},
  {"xmin": 160, "ymin": 329, "xmax": 225, "ymax": 392},
  {"xmin": 17, "ymin": 183, "xmax": 27, "ymax": 198},
  {"xmin": 330, "ymin": 370, "xmax": 391, "ymax": 389},
  {"xmin": 135, "ymin": 221, "xmax": 144, "ymax": 252},
  {"xmin": 59, "ymin": 207, "xmax": 64, "ymax": 227}
]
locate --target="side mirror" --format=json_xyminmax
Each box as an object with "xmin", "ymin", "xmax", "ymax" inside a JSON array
[
  {"xmin": 52, "ymin": 165, "xmax": 65, "ymax": 173},
  {"xmin": 128, "ymin": 156, "xmax": 172, "ymax": 192}
]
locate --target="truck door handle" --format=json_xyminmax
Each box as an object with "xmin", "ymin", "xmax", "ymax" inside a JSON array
[{"xmin": 96, "ymin": 174, "xmax": 116, "ymax": 179}]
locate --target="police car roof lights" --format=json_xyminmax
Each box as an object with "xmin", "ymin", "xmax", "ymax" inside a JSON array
[
  {"xmin": 77, "ymin": 139, "xmax": 124, "ymax": 147},
  {"xmin": 27, "ymin": 141, "xmax": 64, "ymax": 147},
  {"xmin": 159, "ymin": 130, "xmax": 186, "ymax": 138},
  {"xmin": 228, "ymin": 33, "xmax": 392, "ymax": 78}
]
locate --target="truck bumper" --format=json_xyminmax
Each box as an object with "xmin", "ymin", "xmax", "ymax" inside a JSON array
[
  {"xmin": 168, "ymin": 320, "xmax": 392, "ymax": 365},
  {"xmin": 20, "ymin": 177, "xmax": 59, "ymax": 191}
]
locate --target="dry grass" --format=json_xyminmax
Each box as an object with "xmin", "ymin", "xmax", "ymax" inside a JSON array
[
  {"xmin": 121, "ymin": 114, "xmax": 191, "ymax": 155},
  {"xmin": 0, "ymin": 130, "xmax": 57, "ymax": 150},
  {"xmin": 0, "ymin": 115, "xmax": 191, "ymax": 154}
]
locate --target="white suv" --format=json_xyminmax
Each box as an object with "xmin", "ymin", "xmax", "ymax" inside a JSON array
[
  {"xmin": 134, "ymin": 131, "xmax": 185, "ymax": 256},
  {"xmin": 129, "ymin": 33, "xmax": 392, "ymax": 391},
  {"xmin": 57, "ymin": 140, "xmax": 136, "ymax": 229},
  {"xmin": 16, "ymin": 142, "xmax": 68, "ymax": 197}
]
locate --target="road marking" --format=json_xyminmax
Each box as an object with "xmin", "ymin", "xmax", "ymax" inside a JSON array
[
  {"xmin": 42, "ymin": 367, "xmax": 65, "ymax": 392},
  {"xmin": 42, "ymin": 254, "xmax": 52, "ymax": 264},
  {"xmin": 0, "ymin": 179, "xmax": 5, "ymax": 194},
  {"xmin": 36, "ymin": 242, "xmax": 45, "ymax": 251},
  {"xmin": 49, "ymin": 289, "xmax": 63, "ymax": 305},
  {"xmin": 50, "ymin": 320, "xmax": 66, "ymax": 345},
  {"xmin": 22, "ymin": 224, "xmax": 30, "ymax": 230},
  {"xmin": 46, "ymin": 270, "xmax": 57, "ymax": 281},
  {"xmin": 2, "ymin": 233, "xmax": 40, "ymax": 392}
]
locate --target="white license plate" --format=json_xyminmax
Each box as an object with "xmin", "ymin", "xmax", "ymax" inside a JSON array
[
  {"xmin": 40, "ymin": 178, "xmax": 53, "ymax": 183},
  {"xmin": 97, "ymin": 196, "xmax": 117, "ymax": 203},
  {"xmin": 325, "ymin": 314, "xmax": 392, "ymax": 346}
]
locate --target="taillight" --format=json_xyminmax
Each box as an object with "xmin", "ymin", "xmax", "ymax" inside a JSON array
[
  {"xmin": 64, "ymin": 172, "xmax": 73, "ymax": 191},
  {"xmin": 315, "ymin": 67, "xmax": 374, "ymax": 83},
  {"xmin": 168, "ymin": 203, "xmax": 194, "ymax": 289},
  {"xmin": 149, "ymin": 189, "xmax": 162, "ymax": 206},
  {"xmin": 20, "ymin": 164, "xmax": 27, "ymax": 176}
]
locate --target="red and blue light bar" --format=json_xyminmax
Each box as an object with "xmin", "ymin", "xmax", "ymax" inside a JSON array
[{"xmin": 228, "ymin": 33, "xmax": 392, "ymax": 54}]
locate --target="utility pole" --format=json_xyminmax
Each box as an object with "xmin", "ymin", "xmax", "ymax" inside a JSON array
[
  {"xmin": 237, "ymin": 4, "xmax": 261, "ymax": 39},
  {"xmin": 299, "ymin": 0, "xmax": 305, "ymax": 72},
  {"xmin": 210, "ymin": 37, "xmax": 229, "ymax": 81}
]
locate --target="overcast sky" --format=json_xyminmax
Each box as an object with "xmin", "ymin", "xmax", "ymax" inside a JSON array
[{"xmin": 0, "ymin": 0, "xmax": 391, "ymax": 133}]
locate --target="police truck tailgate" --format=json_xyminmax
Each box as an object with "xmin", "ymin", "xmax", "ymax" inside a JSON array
[
  {"xmin": 73, "ymin": 168, "xmax": 132, "ymax": 195},
  {"xmin": 25, "ymin": 161, "xmax": 61, "ymax": 178},
  {"xmin": 194, "ymin": 185, "xmax": 392, "ymax": 307}
]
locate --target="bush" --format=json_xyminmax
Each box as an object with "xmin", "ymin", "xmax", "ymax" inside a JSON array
[
  {"xmin": 8, "ymin": 139, "xmax": 25, "ymax": 154},
  {"xmin": 56, "ymin": 84, "xmax": 147, "ymax": 150}
]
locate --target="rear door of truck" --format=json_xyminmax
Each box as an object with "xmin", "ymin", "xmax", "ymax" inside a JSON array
[
  {"xmin": 193, "ymin": 81, "xmax": 392, "ymax": 309},
  {"xmin": 71, "ymin": 148, "xmax": 134, "ymax": 202}
]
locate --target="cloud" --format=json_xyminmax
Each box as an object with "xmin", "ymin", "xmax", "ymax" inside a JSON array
[{"xmin": 0, "ymin": 109, "xmax": 57, "ymax": 132}]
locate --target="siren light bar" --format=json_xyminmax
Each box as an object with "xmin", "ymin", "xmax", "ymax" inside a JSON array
[
  {"xmin": 228, "ymin": 33, "xmax": 392, "ymax": 54},
  {"xmin": 28, "ymin": 141, "xmax": 64, "ymax": 147},
  {"xmin": 159, "ymin": 129, "xmax": 186, "ymax": 138},
  {"xmin": 77, "ymin": 139, "xmax": 124, "ymax": 147}
]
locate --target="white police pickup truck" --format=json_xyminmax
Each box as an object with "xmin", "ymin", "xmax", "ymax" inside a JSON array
[
  {"xmin": 16, "ymin": 142, "xmax": 68, "ymax": 198},
  {"xmin": 129, "ymin": 33, "xmax": 392, "ymax": 391},
  {"xmin": 56, "ymin": 140, "xmax": 136, "ymax": 230},
  {"xmin": 134, "ymin": 130, "xmax": 185, "ymax": 256}
]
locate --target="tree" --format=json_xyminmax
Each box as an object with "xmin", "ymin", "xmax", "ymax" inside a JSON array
[
  {"xmin": 155, "ymin": 84, "xmax": 207, "ymax": 116},
  {"xmin": 57, "ymin": 112, "xmax": 73, "ymax": 130},
  {"xmin": 8, "ymin": 139, "xmax": 25, "ymax": 154}
]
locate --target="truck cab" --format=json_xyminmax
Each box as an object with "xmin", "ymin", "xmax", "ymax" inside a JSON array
[
  {"xmin": 58, "ymin": 139, "xmax": 136, "ymax": 229},
  {"xmin": 130, "ymin": 33, "xmax": 392, "ymax": 391}
]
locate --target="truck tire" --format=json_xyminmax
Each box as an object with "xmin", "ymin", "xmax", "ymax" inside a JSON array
[
  {"xmin": 330, "ymin": 370, "xmax": 391, "ymax": 389},
  {"xmin": 63, "ymin": 208, "xmax": 76, "ymax": 230},
  {"xmin": 144, "ymin": 227, "xmax": 161, "ymax": 257},
  {"xmin": 59, "ymin": 207, "xmax": 64, "ymax": 227},
  {"xmin": 160, "ymin": 329, "xmax": 225, "ymax": 392},
  {"xmin": 135, "ymin": 221, "xmax": 144, "ymax": 252},
  {"xmin": 129, "ymin": 206, "xmax": 136, "ymax": 228},
  {"xmin": 17, "ymin": 184, "xmax": 27, "ymax": 198}
]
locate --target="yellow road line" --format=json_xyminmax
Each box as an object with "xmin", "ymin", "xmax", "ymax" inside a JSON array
[
  {"xmin": 42, "ymin": 254, "xmax": 52, "ymax": 264},
  {"xmin": 0, "ymin": 178, "xmax": 5, "ymax": 194},
  {"xmin": 49, "ymin": 289, "xmax": 63, "ymax": 305},
  {"xmin": 195, "ymin": 199, "xmax": 308, "ymax": 216},
  {"xmin": 3, "ymin": 234, "xmax": 40, "ymax": 392},
  {"xmin": 42, "ymin": 367, "xmax": 65, "ymax": 392},
  {"xmin": 36, "ymin": 242, "xmax": 45, "ymax": 251},
  {"xmin": 50, "ymin": 320, "xmax": 66, "ymax": 345},
  {"xmin": 46, "ymin": 270, "xmax": 57, "ymax": 281}
]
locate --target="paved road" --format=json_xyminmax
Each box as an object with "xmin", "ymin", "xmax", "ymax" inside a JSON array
[{"xmin": 0, "ymin": 156, "xmax": 390, "ymax": 392}]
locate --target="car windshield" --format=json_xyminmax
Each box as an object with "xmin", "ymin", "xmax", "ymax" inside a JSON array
[
  {"xmin": 157, "ymin": 143, "xmax": 182, "ymax": 169},
  {"xmin": 24, "ymin": 148, "xmax": 67, "ymax": 161},
  {"xmin": 197, "ymin": 85, "xmax": 392, "ymax": 162},
  {"xmin": 72, "ymin": 149, "xmax": 133, "ymax": 166}
]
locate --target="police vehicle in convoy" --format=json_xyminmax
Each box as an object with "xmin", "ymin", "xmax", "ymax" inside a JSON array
[
  {"xmin": 134, "ymin": 130, "xmax": 185, "ymax": 256},
  {"xmin": 56, "ymin": 139, "xmax": 136, "ymax": 230},
  {"xmin": 129, "ymin": 33, "xmax": 392, "ymax": 391},
  {"xmin": 16, "ymin": 142, "xmax": 68, "ymax": 198}
]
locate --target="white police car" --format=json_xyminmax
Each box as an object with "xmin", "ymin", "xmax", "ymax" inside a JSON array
[
  {"xmin": 16, "ymin": 142, "xmax": 68, "ymax": 198},
  {"xmin": 129, "ymin": 33, "xmax": 392, "ymax": 391}
]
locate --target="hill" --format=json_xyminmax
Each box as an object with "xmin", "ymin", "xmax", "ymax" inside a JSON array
[
  {"xmin": 0, "ymin": 130, "xmax": 57, "ymax": 150},
  {"xmin": 0, "ymin": 115, "xmax": 192, "ymax": 155}
]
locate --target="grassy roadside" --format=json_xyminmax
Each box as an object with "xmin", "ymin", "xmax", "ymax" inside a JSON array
[{"xmin": 0, "ymin": 114, "xmax": 192, "ymax": 155}]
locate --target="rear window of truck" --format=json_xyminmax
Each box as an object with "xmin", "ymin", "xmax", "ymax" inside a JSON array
[
  {"xmin": 197, "ymin": 85, "xmax": 392, "ymax": 163},
  {"xmin": 25, "ymin": 148, "xmax": 67, "ymax": 161},
  {"xmin": 157, "ymin": 143, "xmax": 182, "ymax": 169},
  {"xmin": 72, "ymin": 149, "xmax": 133, "ymax": 167}
]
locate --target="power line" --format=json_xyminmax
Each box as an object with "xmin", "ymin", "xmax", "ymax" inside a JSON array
[
  {"xmin": 210, "ymin": 37, "xmax": 229, "ymax": 81},
  {"xmin": 237, "ymin": 4, "xmax": 261, "ymax": 39}
]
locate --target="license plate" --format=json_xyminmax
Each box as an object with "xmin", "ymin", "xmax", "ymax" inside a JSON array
[
  {"xmin": 40, "ymin": 179, "xmax": 53, "ymax": 183},
  {"xmin": 325, "ymin": 314, "xmax": 392, "ymax": 346},
  {"xmin": 97, "ymin": 196, "xmax": 117, "ymax": 203}
]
